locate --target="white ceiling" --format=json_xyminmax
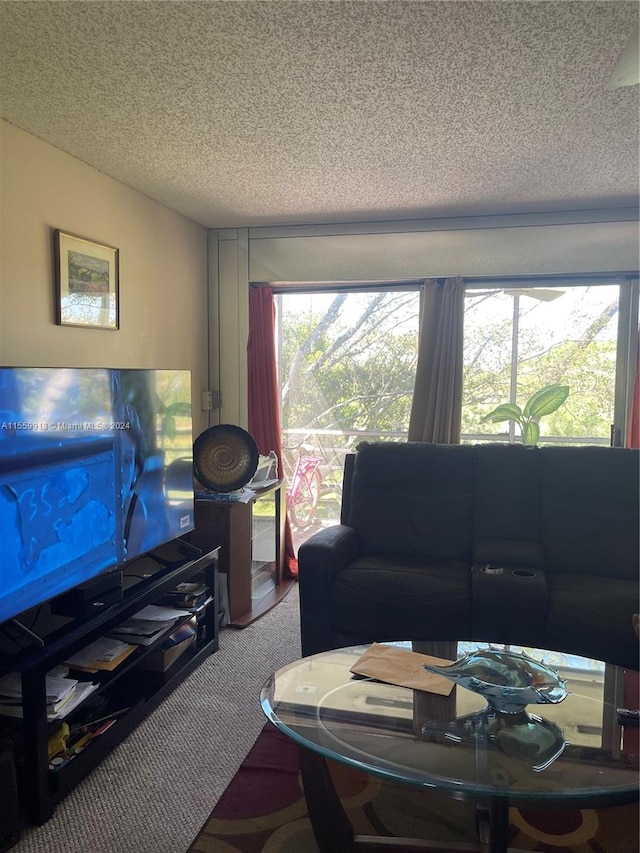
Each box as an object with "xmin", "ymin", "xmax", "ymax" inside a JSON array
[{"xmin": 0, "ymin": 1, "xmax": 638, "ymax": 228}]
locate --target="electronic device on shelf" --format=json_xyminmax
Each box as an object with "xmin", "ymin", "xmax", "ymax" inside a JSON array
[{"xmin": 0, "ymin": 366, "xmax": 195, "ymax": 628}]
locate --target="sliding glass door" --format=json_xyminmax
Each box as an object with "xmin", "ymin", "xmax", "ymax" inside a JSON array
[
  {"xmin": 275, "ymin": 276, "xmax": 637, "ymax": 549},
  {"xmin": 275, "ymin": 287, "xmax": 421, "ymax": 546}
]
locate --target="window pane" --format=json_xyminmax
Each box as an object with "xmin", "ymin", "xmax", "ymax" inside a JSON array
[
  {"xmin": 463, "ymin": 285, "xmax": 619, "ymax": 445},
  {"xmin": 463, "ymin": 290, "xmax": 514, "ymax": 439}
]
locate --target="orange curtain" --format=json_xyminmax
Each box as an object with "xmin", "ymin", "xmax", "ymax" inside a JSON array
[{"xmin": 247, "ymin": 287, "xmax": 297, "ymax": 578}]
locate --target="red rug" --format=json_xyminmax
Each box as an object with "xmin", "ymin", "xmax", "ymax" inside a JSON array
[{"xmin": 188, "ymin": 723, "xmax": 639, "ymax": 853}]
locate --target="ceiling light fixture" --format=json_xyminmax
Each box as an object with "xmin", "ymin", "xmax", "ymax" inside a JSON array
[{"xmin": 608, "ymin": 26, "xmax": 639, "ymax": 89}]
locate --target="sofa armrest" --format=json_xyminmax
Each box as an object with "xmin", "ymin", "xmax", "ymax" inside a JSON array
[{"xmin": 298, "ymin": 524, "xmax": 359, "ymax": 656}]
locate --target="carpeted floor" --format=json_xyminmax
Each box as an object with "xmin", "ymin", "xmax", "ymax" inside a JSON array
[
  {"xmin": 188, "ymin": 723, "xmax": 640, "ymax": 853},
  {"xmin": 11, "ymin": 586, "xmax": 304, "ymax": 853}
]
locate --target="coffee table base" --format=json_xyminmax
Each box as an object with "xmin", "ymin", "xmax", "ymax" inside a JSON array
[{"xmin": 298, "ymin": 747, "xmax": 529, "ymax": 853}]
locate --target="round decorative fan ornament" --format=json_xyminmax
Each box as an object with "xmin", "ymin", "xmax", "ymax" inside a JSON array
[{"xmin": 193, "ymin": 425, "xmax": 259, "ymax": 492}]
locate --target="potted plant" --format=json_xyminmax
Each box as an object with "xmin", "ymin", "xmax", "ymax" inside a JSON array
[{"xmin": 481, "ymin": 384, "xmax": 570, "ymax": 446}]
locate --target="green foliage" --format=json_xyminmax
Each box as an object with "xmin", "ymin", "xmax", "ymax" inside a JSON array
[
  {"xmin": 280, "ymin": 292, "xmax": 419, "ymax": 447},
  {"xmin": 161, "ymin": 401, "xmax": 192, "ymax": 442},
  {"xmin": 462, "ymin": 286, "xmax": 618, "ymax": 441},
  {"xmin": 279, "ymin": 286, "xmax": 618, "ymax": 474},
  {"xmin": 481, "ymin": 384, "xmax": 570, "ymax": 445}
]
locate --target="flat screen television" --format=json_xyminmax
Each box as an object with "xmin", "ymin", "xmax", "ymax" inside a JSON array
[{"xmin": 0, "ymin": 367, "xmax": 194, "ymax": 625}]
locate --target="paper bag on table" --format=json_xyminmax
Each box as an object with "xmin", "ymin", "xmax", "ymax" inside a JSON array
[{"xmin": 349, "ymin": 642, "xmax": 455, "ymax": 696}]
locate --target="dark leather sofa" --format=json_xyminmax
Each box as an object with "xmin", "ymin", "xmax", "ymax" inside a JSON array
[{"xmin": 298, "ymin": 441, "xmax": 640, "ymax": 669}]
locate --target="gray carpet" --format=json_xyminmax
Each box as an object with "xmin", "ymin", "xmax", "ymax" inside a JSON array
[{"xmin": 12, "ymin": 584, "xmax": 302, "ymax": 853}]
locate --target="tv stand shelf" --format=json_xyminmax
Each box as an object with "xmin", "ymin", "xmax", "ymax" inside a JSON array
[{"xmin": 0, "ymin": 539, "xmax": 219, "ymax": 827}]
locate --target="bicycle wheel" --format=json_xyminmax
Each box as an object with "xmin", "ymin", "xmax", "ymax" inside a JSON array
[{"xmin": 289, "ymin": 469, "xmax": 321, "ymax": 529}]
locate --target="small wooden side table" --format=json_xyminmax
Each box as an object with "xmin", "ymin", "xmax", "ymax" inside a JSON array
[{"xmin": 185, "ymin": 480, "xmax": 294, "ymax": 627}]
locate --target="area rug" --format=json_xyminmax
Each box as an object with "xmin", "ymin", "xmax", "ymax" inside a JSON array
[{"xmin": 188, "ymin": 723, "xmax": 639, "ymax": 853}]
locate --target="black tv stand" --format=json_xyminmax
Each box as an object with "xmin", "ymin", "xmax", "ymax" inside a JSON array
[
  {"xmin": 141, "ymin": 537, "xmax": 202, "ymax": 571},
  {"xmin": 0, "ymin": 540, "xmax": 219, "ymax": 828}
]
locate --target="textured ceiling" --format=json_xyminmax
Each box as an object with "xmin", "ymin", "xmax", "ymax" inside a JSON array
[{"xmin": 0, "ymin": 1, "xmax": 638, "ymax": 228}]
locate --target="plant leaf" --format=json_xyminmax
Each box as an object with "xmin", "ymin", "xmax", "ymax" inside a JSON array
[
  {"xmin": 523, "ymin": 385, "xmax": 570, "ymax": 419},
  {"xmin": 162, "ymin": 415, "xmax": 176, "ymax": 441},
  {"xmin": 522, "ymin": 422, "xmax": 540, "ymax": 446},
  {"xmin": 164, "ymin": 402, "xmax": 192, "ymax": 418},
  {"xmin": 481, "ymin": 403, "xmax": 523, "ymax": 424}
]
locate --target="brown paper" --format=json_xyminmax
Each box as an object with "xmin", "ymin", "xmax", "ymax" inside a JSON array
[{"xmin": 349, "ymin": 642, "xmax": 455, "ymax": 696}]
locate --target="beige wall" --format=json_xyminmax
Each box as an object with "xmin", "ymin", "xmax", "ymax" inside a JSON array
[{"xmin": 0, "ymin": 120, "xmax": 210, "ymax": 437}]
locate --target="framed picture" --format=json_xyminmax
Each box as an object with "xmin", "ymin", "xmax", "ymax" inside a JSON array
[{"xmin": 54, "ymin": 230, "xmax": 119, "ymax": 329}]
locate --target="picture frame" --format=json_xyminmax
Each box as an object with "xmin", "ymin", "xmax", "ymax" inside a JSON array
[{"xmin": 54, "ymin": 230, "xmax": 119, "ymax": 329}]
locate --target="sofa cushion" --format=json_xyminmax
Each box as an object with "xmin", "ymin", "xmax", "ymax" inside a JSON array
[
  {"xmin": 546, "ymin": 573, "xmax": 640, "ymax": 669},
  {"xmin": 540, "ymin": 446, "xmax": 639, "ymax": 580},
  {"xmin": 330, "ymin": 555, "xmax": 472, "ymax": 642},
  {"xmin": 473, "ymin": 444, "xmax": 542, "ymax": 542},
  {"xmin": 348, "ymin": 442, "xmax": 475, "ymax": 561}
]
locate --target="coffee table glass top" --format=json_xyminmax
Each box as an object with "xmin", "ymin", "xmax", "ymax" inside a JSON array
[{"xmin": 260, "ymin": 642, "xmax": 639, "ymax": 804}]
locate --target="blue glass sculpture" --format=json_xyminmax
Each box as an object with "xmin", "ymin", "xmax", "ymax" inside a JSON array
[
  {"xmin": 421, "ymin": 648, "xmax": 568, "ymax": 771},
  {"xmin": 423, "ymin": 647, "xmax": 568, "ymax": 714}
]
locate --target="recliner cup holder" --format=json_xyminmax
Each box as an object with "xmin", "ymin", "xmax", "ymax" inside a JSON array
[
  {"xmin": 480, "ymin": 565, "xmax": 504, "ymax": 575},
  {"xmin": 512, "ymin": 569, "xmax": 537, "ymax": 578}
]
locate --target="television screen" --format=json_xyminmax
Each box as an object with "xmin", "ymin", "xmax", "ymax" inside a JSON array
[
  {"xmin": 0, "ymin": 367, "xmax": 194, "ymax": 624},
  {"xmin": 117, "ymin": 369, "xmax": 195, "ymax": 561}
]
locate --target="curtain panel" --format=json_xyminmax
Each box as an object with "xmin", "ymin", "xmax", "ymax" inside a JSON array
[
  {"xmin": 247, "ymin": 287, "xmax": 297, "ymax": 577},
  {"xmin": 408, "ymin": 277, "xmax": 465, "ymax": 444}
]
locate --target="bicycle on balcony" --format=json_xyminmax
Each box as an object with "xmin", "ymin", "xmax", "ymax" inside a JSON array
[{"xmin": 284, "ymin": 442, "xmax": 325, "ymax": 530}]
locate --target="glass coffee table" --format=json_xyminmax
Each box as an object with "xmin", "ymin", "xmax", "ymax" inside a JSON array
[{"xmin": 260, "ymin": 642, "xmax": 639, "ymax": 853}]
